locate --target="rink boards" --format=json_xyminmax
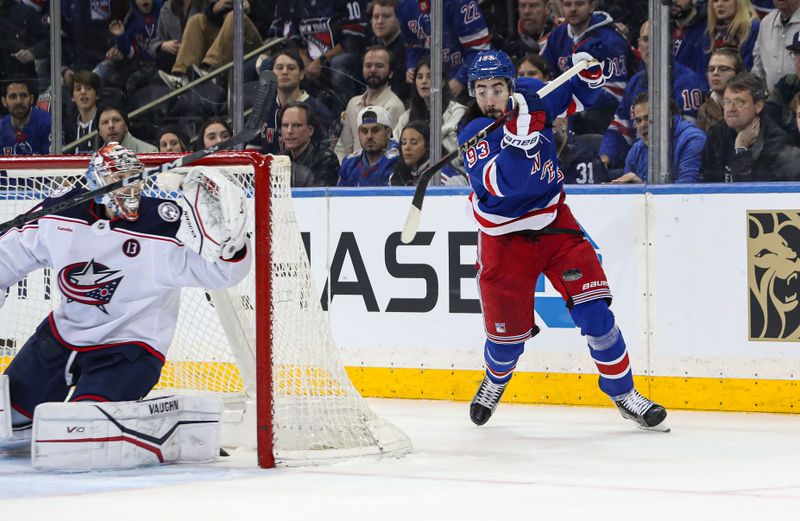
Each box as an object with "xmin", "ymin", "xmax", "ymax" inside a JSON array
[{"xmin": 294, "ymin": 184, "xmax": 800, "ymax": 413}]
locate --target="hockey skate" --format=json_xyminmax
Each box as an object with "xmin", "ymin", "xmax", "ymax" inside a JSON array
[
  {"xmin": 470, "ymin": 376, "xmax": 508, "ymax": 426},
  {"xmin": 614, "ymin": 389, "xmax": 670, "ymax": 432}
]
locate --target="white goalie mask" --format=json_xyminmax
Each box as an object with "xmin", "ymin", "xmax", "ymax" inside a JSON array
[{"xmin": 86, "ymin": 142, "xmax": 145, "ymax": 221}]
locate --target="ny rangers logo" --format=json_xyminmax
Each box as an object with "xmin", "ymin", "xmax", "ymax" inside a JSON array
[{"xmin": 57, "ymin": 259, "xmax": 123, "ymax": 313}]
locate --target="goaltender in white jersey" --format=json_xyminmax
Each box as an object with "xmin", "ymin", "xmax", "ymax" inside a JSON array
[{"xmin": 0, "ymin": 143, "xmax": 251, "ymax": 470}]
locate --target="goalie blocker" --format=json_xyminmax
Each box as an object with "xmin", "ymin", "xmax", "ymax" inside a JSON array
[{"xmin": 30, "ymin": 395, "xmax": 222, "ymax": 471}]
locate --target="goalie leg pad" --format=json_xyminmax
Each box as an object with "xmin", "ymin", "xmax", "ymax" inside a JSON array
[
  {"xmin": 31, "ymin": 395, "xmax": 222, "ymax": 471},
  {"xmin": 0, "ymin": 375, "xmax": 12, "ymax": 440}
]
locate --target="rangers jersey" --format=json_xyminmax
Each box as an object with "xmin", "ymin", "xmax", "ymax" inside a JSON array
[
  {"xmin": 270, "ymin": 0, "xmax": 368, "ymax": 59},
  {"xmin": 338, "ymin": 140, "xmax": 400, "ymax": 186},
  {"xmin": 599, "ymin": 62, "xmax": 707, "ymax": 168},
  {"xmin": 458, "ymin": 76, "xmax": 600, "ymax": 235},
  {"xmin": 0, "ymin": 189, "xmax": 251, "ymax": 362},
  {"xmin": 0, "ymin": 107, "xmax": 52, "ymax": 156},
  {"xmin": 397, "ymin": 0, "xmax": 491, "ymax": 86},
  {"xmin": 541, "ymin": 11, "xmax": 629, "ymax": 110}
]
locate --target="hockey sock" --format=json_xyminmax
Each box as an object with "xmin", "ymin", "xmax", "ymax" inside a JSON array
[
  {"xmin": 483, "ymin": 339, "xmax": 525, "ymax": 384},
  {"xmin": 570, "ymin": 300, "xmax": 634, "ymax": 398}
]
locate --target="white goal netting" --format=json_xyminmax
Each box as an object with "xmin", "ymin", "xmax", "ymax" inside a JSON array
[{"xmin": 0, "ymin": 152, "xmax": 411, "ymax": 466}]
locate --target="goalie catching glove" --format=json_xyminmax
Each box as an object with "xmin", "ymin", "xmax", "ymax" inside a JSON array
[{"xmin": 177, "ymin": 166, "xmax": 249, "ymax": 261}]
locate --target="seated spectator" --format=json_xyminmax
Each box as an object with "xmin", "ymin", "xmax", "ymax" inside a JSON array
[
  {"xmin": 764, "ymin": 32, "xmax": 800, "ymax": 134},
  {"xmin": 702, "ymin": 72, "xmax": 792, "ymax": 182},
  {"xmin": 159, "ymin": 0, "xmax": 263, "ymax": 89},
  {"xmin": 541, "ymin": 0, "xmax": 630, "ymax": 135},
  {"xmin": 369, "ymin": 0, "xmax": 411, "ymax": 100},
  {"xmin": 94, "ymin": 0, "xmax": 164, "ymax": 97},
  {"xmin": 248, "ymin": 48, "xmax": 335, "ymax": 155},
  {"xmin": 612, "ymin": 92, "xmax": 706, "ymax": 184},
  {"xmin": 61, "ymin": 0, "xmax": 119, "ymax": 80},
  {"xmin": 279, "ymin": 101, "xmax": 339, "ymax": 187},
  {"xmin": 150, "ymin": 0, "xmax": 206, "ymax": 74},
  {"xmin": 672, "ymin": 0, "xmax": 709, "ymax": 84},
  {"xmin": 335, "ymin": 46, "xmax": 405, "ymax": 160},
  {"xmin": 599, "ymin": 20, "xmax": 706, "ymax": 169},
  {"xmin": 516, "ymin": 54, "xmax": 549, "ymax": 81},
  {"xmin": 193, "ymin": 116, "xmax": 232, "ymax": 150},
  {"xmin": 63, "ymin": 71, "xmax": 102, "ymax": 154},
  {"xmin": 397, "ymin": 0, "xmax": 491, "ymax": 100},
  {"xmin": 338, "ymin": 106, "xmax": 399, "ymax": 186},
  {"xmin": 703, "ymin": 0, "xmax": 760, "ymax": 72},
  {"xmin": 97, "ymin": 103, "xmax": 158, "ymax": 152},
  {"xmin": 698, "ymin": 48, "xmax": 743, "ymax": 132},
  {"xmin": 0, "ymin": 0, "xmax": 51, "ymax": 93},
  {"xmin": 498, "ymin": 0, "xmax": 555, "ymax": 61},
  {"xmin": 390, "ymin": 120, "xmax": 460, "ymax": 186},
  {"xmin": 555, "ymin": 117, "xmax": 611, "ymax": 184},
  {"xmin": 157, "ymin": 125, "xmax": 190, "ymax": 152},
  {"xmin": 268, "ymin": 0, "xmax": 369, "ymax": 109},
  {"xmin": 0, "ymin": 78, "xmax": 51, "ymax": 156},
  {"xmin": 752, "ymin": 0, "xmax": 800, "ymax": 91},
  {"xmin": 393, "ymin": 55, "xmax": 467, "ymax": 156}
]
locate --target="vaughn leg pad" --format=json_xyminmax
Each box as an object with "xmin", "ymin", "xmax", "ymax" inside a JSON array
[
  {"xmin": 0, "ymin": 375, "xmax": 12, "ymax": 440},
  {"xmin": 31, "ymin": 395, "xmax": 222, "ymax": 471}
]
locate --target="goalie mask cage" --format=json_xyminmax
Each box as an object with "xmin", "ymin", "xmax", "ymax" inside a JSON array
[{"xmin": 0, "ymin": 152, "xmax": 411, "ymax": 468}]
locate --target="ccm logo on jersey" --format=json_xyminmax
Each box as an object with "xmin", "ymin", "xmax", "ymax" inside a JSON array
[
  {"xmin": 581, "ymin": 280, "xmax": 608, "ymax": 291},
  {"xmin": 149, "ymin": 399, "xmax": 180, "ymax": 415}
]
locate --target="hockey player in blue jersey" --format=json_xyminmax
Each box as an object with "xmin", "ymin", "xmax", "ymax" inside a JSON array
[
  {"xmin": 459, "ymin": 48, "xmax": 668, "ymax": 431},
  {"xmin": 0, "ymin": 143, "xmax": 251, "ymax": 465}
]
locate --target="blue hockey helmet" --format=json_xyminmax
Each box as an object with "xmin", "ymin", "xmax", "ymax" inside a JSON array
[{"xmin": 467, "ymin": 50, "xmax": 516, "ymax": 97}]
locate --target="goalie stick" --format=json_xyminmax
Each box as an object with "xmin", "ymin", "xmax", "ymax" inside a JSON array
[
  {"xmin": 400, "ymin": 58, "xmax": 598, "ymax": 244},
  {"xmin": 0, "ymin": 70, "xmax": 278, "ymax": 236}
]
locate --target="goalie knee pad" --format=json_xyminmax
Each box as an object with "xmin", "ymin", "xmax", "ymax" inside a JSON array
[
  {"xmin": 484, "ymin": 339, "xmax": 525, "ymax": 384},
  {"xmin": 31, "ymin": 395, "xmax": 222, "ymax": 471},
  {"xmin": 0, "ymin": 375, "xmax": 11, "ymax": 440}
]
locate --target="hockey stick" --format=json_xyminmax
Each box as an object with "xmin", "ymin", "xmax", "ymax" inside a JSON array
[
  {"xmin": 0, "ymin": 70, "xmax": 278, "ymax": 236},
  {"xmin": 399, "ymin": 58, "xmax": 598, "ymax": 244}
]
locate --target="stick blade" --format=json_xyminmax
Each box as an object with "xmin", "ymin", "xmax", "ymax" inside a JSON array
[
  {"xmin": 245, "ymin": 70, "xmax": 278, "ymax": 133},
  {"xmin": 401, "ymin": 206, "xmax": 422, "ymax": 244}
]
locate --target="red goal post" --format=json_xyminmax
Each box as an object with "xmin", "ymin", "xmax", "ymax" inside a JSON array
[{"xmin": 0, "ymin": 151, "xmax": 411, "ymax": 468}]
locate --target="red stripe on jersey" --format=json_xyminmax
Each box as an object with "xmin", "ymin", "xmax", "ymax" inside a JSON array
[
  {"xmin": 462, "ymin": 34, "xmax": 491, "ymax": 49},
  {"xmin": 71, "ymin": 394, "xmax": 110, "ymax": 402},
  {"xmin": 11, "ymin": 402, "xmax": 33, "ymax": 419},
  {"xmin": 471, "ymin": 191, "xmax": 565, "ymax": 229}
]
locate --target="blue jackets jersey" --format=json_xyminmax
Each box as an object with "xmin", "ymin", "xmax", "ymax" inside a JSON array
[
  {"xmin": 0, "ymin": 107, "xmax": 52, "ymax": 155},
  {"xmin": 623, "ymin": 116, "xmax": 706, "ymax": 183},
  {"xmin": 599, "ymin": 62, "xmax": 706, "ymax": 168},
  {"xmin": 541, "ymin": 11, "xmax": 629, "ymax": 110},
  {"xmin": 397, "ymin": 0, "xmax": 491, "ymax": 86},
  {"xmin": 561, "ymin": 134, "xmax": 610, "ymax": 184},
  {"xmin": 338, "ymin": 140, "xmax": 400, "ymax": 186},
  {"xmin": 458, "ymin": 76, "xmax": 600, "ymax": 235}
]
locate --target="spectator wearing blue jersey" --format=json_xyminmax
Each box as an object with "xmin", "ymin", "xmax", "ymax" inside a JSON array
[
  {"xmin": 598, "ymin": 20, "xmax": 706, "ymax": 170},
  {"xmin": 555, "ymin": 116, "xmax": 611, "ymax": 184},
  {"xmin": 0, "ymin": 78, "xmax": 51, "ymax": 156},
  {"xmin": 752, "ymin": 0, "xmax": 800, "ymax": 91},
  {"xmin": 541, "ymin": 0, "xmax": 630, "ymax": 135},
  {"xmin": 338, "ymin": 106, "xmax": 399, "ymax": 186},
  {"xmin": 698, "ymin": 47, "xmax": 743, "ymax": 131},
  {"xmin": 396, "ymin": 0, "xmax": 492, "ymax": 99},
  {"xmin": 703, "ymin": 0, "xmax": 760, "ymax": 72},
  {"xmin": 672, "ymin": 0, "xmax": 710, "ymax": 83},
  {"xmin": 612, "ymin": 92, "xmax": 706, "ymax": 184}
]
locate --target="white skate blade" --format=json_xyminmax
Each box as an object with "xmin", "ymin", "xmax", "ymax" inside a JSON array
[{"xmin": 637, "ymin": 420, "xmax": 671, "ymax": 433}]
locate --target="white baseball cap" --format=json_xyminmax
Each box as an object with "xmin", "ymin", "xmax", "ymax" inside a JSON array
[{"xmin": 357, "ymin": 106, "xmax": 392, "ymax": 128}]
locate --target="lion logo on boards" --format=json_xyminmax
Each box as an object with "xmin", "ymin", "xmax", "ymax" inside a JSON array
[{"xmin": 747, "ymin": 211, "xmax": 800, "ymax": 340}]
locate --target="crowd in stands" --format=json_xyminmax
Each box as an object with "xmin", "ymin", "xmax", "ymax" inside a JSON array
[{"xmin": 3, "ymin": 0, "xmax": 800, "ymax": 186}]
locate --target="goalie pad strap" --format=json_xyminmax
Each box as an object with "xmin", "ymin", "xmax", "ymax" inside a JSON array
[{"xmin": 31, "ymin": 395, "xmax": 222, "ymax": 470}]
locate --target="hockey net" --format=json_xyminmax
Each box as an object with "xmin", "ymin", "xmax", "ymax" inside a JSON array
[{"xmin": 0, "ymin": 151, "xmax": 411, "ymax": 467}]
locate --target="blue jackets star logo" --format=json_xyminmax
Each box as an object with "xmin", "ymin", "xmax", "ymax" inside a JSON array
[{"xmin": 57, "ymin": 259, "xmax": 123, "ymax": 314}]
